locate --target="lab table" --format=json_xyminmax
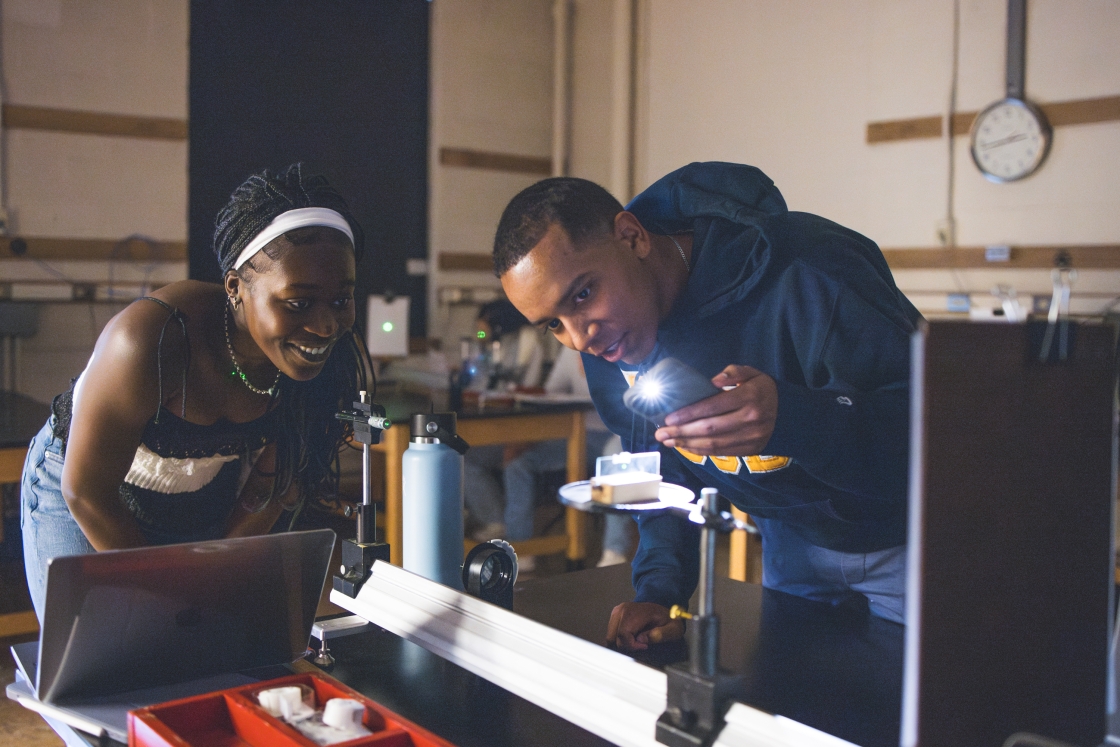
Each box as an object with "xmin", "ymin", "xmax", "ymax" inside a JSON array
[{"xmin": 54, "ymin": 563, "xmax": 903, "ymax": 747}]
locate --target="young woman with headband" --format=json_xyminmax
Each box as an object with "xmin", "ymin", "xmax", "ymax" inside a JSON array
[{"xmin": 20, "ymin": 164, "xmax": 372, "ymax": 620}]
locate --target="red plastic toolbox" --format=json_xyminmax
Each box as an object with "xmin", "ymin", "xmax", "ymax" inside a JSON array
[{"xmin": 128, "ymin": 672, "xmax": 457, "ymax": 747}]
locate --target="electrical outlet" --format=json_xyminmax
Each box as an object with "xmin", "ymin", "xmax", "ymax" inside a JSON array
[
  {"xmin": 947, "ymin": 293, "xmax": 970, "ymax": 313},
  {"xmin": 984, "ymin": 245, "xmax": 1011, "ymax": 262}
]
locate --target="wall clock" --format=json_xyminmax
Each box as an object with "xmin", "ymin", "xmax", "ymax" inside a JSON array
[{"xmin": 969, "ymin": 0, "xmax": 1052, "ymax": 182}]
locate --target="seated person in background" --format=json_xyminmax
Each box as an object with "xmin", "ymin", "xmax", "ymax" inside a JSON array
[
  {"xmin": 462, "ymin": 300, "xmax": 546, "ymax": 536},
  {"xmin": 499, "ymin": 346, "xmax": 634, "ymax": 571},
  {"xmin": 492, "ymin": 162, "xmax": 921, "ymax": 650},
  {"xmin": 468, "ymin": 299, "xmax": 544, "ymax": 390},
  {"xmin": 21, "ymin": 164, "xmax": 371, "ymax": 621}
]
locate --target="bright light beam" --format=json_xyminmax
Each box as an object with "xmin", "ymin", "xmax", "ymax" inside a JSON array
[{"xmin": 640, "ymin": 377, "xmax": 663, "ymax": 401}]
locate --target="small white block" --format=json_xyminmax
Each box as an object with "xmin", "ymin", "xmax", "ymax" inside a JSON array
[{"xmin": 590, "ymin": 472, "xmax": 661, "ymax": 504}]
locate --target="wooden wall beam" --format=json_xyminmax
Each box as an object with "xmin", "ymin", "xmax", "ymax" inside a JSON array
[
  {"xmin": 881, "ymin": 244, "xmax": 1120, "ymax": 270},
  {"xmin": 0, "ymin": 236, "xmax": 187, "ymax": 261},
  {"xmin": 438, "ymin": 247, "xmax": 1120, "ymax": 273},
  {"xmin": 438, "ymin": 252, "xmax": 494, "ymax": 272},
  {"xmin": 868, "ymin": 95, "xmax": 1120, "ymax": 143},
  {"xmin": 2, "ymin": 104, "xmax": 188, "ymax": 140},
  {"xmin": 439, "ymin": 147, "xmax": 552, "ymax": 175},
  {"xmin": 866, "ymin": 116, "xmax": 943, "ymax": 144}
]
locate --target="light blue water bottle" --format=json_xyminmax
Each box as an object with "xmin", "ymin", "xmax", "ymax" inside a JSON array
[{"xmin": 402, "ymin": 412, "xmax": 470, "ymax": 589}]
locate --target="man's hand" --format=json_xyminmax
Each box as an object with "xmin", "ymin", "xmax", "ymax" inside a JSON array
[
  {"xmin": 654, "ymin": 365, "xmax": 778, "ymax": 456},
  {"xmin": 606, "ymin": 602, "xmax": 684, "ymax": 651}
]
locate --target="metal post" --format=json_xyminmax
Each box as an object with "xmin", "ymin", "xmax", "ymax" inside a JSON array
[
  {"xmin": 1006, "ymin": 0, "xmax": 1027, "ymax": 100},
  {"xmin": 688, "ymin": 487, "xmax": 720, "ymax": 678},
  {"xmin": 698, "ymin": 488, "xmax": 718, "ymax": 617},
  {"xmin": 358, "ymin": 390, "xmax": 373, "ymax": 544}
]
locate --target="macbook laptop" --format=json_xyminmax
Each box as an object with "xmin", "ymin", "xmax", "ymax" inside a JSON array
[{"xmin": 9, "ymin": 528, "xmax": 335, "ymax": 740}]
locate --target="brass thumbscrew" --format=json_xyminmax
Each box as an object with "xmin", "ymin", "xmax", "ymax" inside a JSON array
[{"xmin": 669, "ymin": 605, "xmax": 692, "ymax": 621}]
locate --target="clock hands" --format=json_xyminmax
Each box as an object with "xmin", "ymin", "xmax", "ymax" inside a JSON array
[{"xmin": 980, "ymin": 132, "xmax": 1029, "ymax": 150}]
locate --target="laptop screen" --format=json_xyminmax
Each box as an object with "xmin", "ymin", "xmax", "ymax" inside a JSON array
[{"xmin": 37, "ymin": 529, "xmax": 335, "ymax": 704}]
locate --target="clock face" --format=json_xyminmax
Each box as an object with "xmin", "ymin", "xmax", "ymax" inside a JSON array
[{"xmin": 970, "ymin": 98, "xmax": 1052, "ymax": 183}]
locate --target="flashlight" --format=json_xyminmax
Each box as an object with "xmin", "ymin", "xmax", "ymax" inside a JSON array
[{"xmin": 622, "ymin": 357, "xmax": 720, "ymax": 423}]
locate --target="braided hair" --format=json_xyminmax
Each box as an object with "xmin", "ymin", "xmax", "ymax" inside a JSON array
[{"xmin": 213, "ymin": 164, "xmax": 373, "ymax": 518}]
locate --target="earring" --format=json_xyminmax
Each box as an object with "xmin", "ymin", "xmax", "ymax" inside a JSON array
[{"xmin": 229, "ymin": 296, "xmax": 240, "ymax": 308}]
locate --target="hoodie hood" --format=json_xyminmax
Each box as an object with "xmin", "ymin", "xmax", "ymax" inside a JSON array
[{"xmin": 626, "ymin": 162, "xmax": 788, "ymax": 321}]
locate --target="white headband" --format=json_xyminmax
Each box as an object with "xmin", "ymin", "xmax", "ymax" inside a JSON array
[{"xmin": 232, "ymin": 207, "xmax": 355, "ymax": 270}]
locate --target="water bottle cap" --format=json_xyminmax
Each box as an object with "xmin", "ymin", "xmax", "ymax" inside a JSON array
[{"xmin": 411, "ymin": 412, "xmax": 458, "ymax": 439}]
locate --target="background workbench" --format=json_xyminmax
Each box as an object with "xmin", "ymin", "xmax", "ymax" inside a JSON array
[{"xmin": 373, "ymin": 395, "xmax": 593, "ymax": 567}]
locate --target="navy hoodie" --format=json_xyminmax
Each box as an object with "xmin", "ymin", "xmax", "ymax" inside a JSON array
[{"xmin": 581, "ymin": 162, "xmax": 923, "ymax": 609}]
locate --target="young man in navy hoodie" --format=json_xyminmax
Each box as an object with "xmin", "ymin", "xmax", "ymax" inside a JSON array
[{"xmin": 493, "ymin": 162, "xmax": 922, "ymax": 651}]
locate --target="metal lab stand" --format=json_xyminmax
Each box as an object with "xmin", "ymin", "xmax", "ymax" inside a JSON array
[
  {"xmin": 558, "ymin": 482, "xmax": 758, "ymax": 747},
  {"xmin": 312, "ymin": 391, "xmax": 391, "ymax": 667}
]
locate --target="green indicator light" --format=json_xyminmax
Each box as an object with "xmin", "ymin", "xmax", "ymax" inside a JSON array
[
  {"xmin": 382, "ymin": 321, "xmax": 394, "ymax": 333},
  {"xmin": 477, "ymin": 330, "xmax": 486, "ymax": 339}
]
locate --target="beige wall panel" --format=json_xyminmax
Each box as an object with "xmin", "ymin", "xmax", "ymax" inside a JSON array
[
  {"xmin": 1, "ymin": 0, "xmax": 188, "ymax": 117},
  {"xmin": 639, "ymin": 1, "xmax": 879, "ymax": 222},
  {"xmin": 952, "ymin": 123, "xmax": 1120, "ymax": 245},
  {"xmin": 568, "ymin": 0, "xmax": 615, "ymax": 189},
  {"xmin": 860, "ymin": 138, "xmax": 949, "ymax": 248},
  {"xmin": 430, "ymin": 0, "xmax": 553, "ymax": 156},
  {"xmin": 428, "ymin": 0, "xmax": 555, "ymax": 339},
  {"xmin": 6, "ymin": 130, "xmax": 187, "ymax": 240},
  {"xmin": 866, "ymin": 1, "xmax": 955, "ymax": 121},
  {"xmin": 432, "ymin": 168, "xmax": 542, "ymax": 256},
  {"xmin": 636, "ymin": 0, "xmax": 1120, "ymax": 253}
]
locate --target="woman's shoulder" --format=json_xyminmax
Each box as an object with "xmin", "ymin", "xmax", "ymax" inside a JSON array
[
  {"xmin": 145, "ymin": 281, "xmax": 225, "ymax": 318},
  {"xmin": 98, "ymin": 282, "xmax": 222, "ymax": 358}
]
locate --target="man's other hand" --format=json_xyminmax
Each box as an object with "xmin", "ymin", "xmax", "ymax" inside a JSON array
[
  {"xmin": 606, "ymin": 602, "xmax": 684, "ymax": 651},
  {"xmin": 655, "ymin": 364, "xmax": 777, "ymax": 456}
]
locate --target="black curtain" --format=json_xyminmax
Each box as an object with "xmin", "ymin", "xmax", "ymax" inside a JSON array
[{"xmin": 189, "ymin": 0, "xmax": 429, "ymax": 335}]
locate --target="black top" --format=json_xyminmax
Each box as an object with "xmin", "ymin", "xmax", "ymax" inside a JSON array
[{"xmin": 46, "ymin": 297, "xmax": 280, "ymax": 541}]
